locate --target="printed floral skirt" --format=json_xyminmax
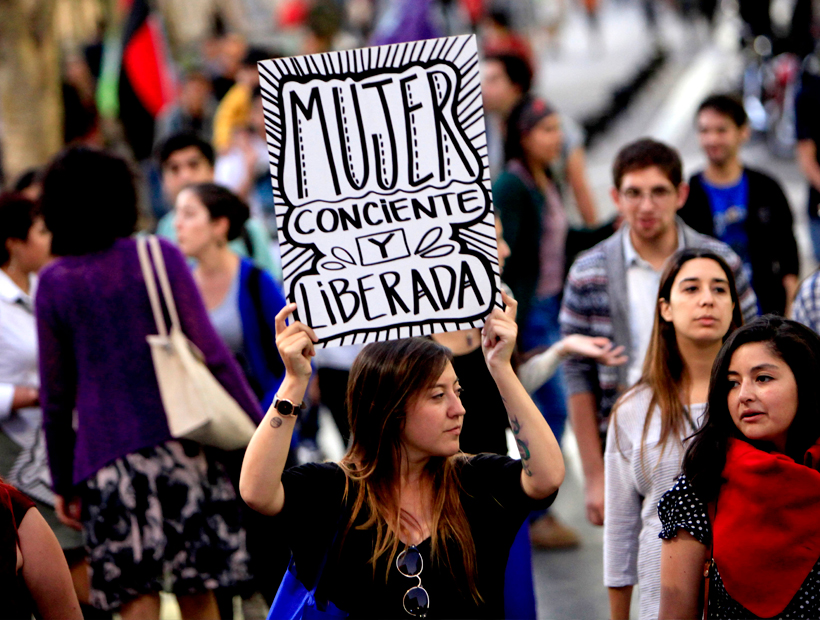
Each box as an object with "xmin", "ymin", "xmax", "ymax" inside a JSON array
[{"xmin": 81, "ymin": 440, "xmax": 251, "ymax": 610}]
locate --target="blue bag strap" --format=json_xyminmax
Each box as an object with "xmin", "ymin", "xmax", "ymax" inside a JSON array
[{"xmin": 267, "ymin": 504, "xmax": 348, "ymax": 620}]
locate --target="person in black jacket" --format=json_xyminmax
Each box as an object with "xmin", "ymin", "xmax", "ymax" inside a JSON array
[{"xmin": 678, "ymin": 94, "xmax": 799, "ymax": 315}]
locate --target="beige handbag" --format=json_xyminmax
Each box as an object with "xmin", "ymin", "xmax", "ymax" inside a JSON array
[{"xmin": 137, "ymin": 235, "xmax": 257, "ymax": 451}]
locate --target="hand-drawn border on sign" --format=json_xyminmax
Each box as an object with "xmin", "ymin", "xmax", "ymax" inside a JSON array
[{"xmin": 259, "ymin": 35, "xmax": 502, "ymax": 347}]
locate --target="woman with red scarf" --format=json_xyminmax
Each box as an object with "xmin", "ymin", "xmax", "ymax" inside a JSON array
[{"xmin": 658, "ymin": 315, "xmax": 820, "ymax": 618}]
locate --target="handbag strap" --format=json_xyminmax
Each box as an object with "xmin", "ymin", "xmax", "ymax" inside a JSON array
[
  {"xmin": 146, "ymin": 235, "xmax": 182, "ymax": 332},
  {"xmin": 137, "ymin": 235, "xmax": 168, "ymax": 338}
]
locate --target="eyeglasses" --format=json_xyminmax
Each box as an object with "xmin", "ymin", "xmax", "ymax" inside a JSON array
[
  {"xmin": 620, "ymin": 186, "xmax": 676, "ymax": 206},
  {"xmin": 396, "ymin": 546, "xmax": 429, "ymax": 618}
]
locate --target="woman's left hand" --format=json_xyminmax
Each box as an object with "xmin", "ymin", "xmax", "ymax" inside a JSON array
[{"xmin": 482, "ymin": 290, "xmax": 518, "ymax": 373}]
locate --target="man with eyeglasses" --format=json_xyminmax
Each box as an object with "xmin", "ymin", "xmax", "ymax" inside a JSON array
[
  {"xmin": 558, "ymin": 138, "xmax": 758, "ymax": 527},
  {"xmin": 678, "ymin": 94, "xmax": 799, "ymax": 316}
]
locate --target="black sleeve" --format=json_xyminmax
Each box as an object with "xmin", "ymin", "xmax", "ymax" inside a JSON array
[
  {"xmin": 766, "ymin": 177, "xmax": 800, "ymax": 276},
  {"xmin": 678, "ymin": 175, "xmax": 716, "ymax": 237},
  {"xmin": 460, "ymin": 454, "xmax": 557, "ymax": 515},
  {"xmin": 796, "ymin": 84, "xmax": 820, "ymax": 142},
  {"xmin": 657, "ymin": 474, "xmax": 711, "ymax": 545},
  {"xmin": 280, "ymin": 462, "xmax": 347, "ymax": 585}
]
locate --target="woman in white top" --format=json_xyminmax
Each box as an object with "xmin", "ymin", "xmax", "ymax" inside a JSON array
[
  {"xmin": 0, "ymin": 192, "xmax": 56, "ymax": 505},
  {"xmin": 603, "ymin": 248, "xmax": 743, "ymax": 620},
  {"xmin": 0, "ymin": 193, "xmax": 88, "ymax": 607}
]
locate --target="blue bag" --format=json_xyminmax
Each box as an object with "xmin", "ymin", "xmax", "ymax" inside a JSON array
[{"xmin": 266, "ymin": 558, "xmax": 348, "ymax": 620}]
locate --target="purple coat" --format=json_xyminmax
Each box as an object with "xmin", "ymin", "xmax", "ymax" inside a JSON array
[{"xmin": 36, "ymin": 237, "xmax": 263, "ymax": 496}]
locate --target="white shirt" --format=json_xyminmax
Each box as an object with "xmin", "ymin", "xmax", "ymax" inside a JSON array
[
  {"xmin": 622, "ymin": 227, "xmax": 685, "ymax": 386},
  {"xmin": 0, "ymin": 270, "xmax": 54, "ymax": 505},
  {"xmin": 0, "ymin": 270, "xmax": 39, "ymax": 419},
  {"xmin": 214, "ymin": 134, "xmax": 270, "ymax": 219},
  {"xmin": 603, "ymin": 385, "xmax": 706, "ymax": 620}
]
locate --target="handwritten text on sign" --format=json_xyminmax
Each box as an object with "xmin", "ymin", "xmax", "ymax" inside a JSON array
[{"xmin": 260, "ymin": 35, "xmax": 501, "ymax": 346}]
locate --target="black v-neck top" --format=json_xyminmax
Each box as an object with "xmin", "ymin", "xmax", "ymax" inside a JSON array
[{"xmin": 280, "ymin": 454, "xmax": 555, "ymax": 618}]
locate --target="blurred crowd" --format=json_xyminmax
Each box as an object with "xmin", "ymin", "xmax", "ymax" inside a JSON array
[{"xmin": 5, "ymin": 0, "xmax": 820, "ymax": 619}]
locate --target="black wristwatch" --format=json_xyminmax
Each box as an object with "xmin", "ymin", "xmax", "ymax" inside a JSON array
[{"xmin": 272, "ymin": 395, "xmax": 305, "ymax": 417}]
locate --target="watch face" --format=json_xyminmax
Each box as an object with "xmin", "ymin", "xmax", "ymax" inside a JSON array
[{"xmin": 277, "ymin": 400, "xmax": 294, "ymax": 416}]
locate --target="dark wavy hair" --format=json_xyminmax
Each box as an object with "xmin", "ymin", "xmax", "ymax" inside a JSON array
[
  {"xmin": 340, "ymin": 338, "xmax": 481, "ymax": 603},
  {"xmin": 612, "ymin": 248, "xmax": 743, "ymax": 466},
  {"xmin": 40, "ymin": 147, "xmax": 138, "ymax": 256},
  {"xmin": 184, "ymin": 183, "xmax": 250, "ymax": 241},
  {"xmin": 682, "ymin": 316, "xmax": 820, "ymax": 503},
  {"xmin": 612, "ymin": 138, "xmax": 683, "ymax": 190},
  {"xmin": 0, "ymin": 193, "xmax": 40, "ymax": 265},
  {"xmin": 698, "ymin": 93, "xmax": 748, "ymax": 128},
  {"xmin": 503, "ymin": 94, "xmax": 559, "ymax": 167}
]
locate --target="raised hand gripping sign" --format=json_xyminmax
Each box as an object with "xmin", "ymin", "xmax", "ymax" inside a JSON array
[{"xmin": 260, "ymin": 34, "xmax": 501, "ymax": 347}]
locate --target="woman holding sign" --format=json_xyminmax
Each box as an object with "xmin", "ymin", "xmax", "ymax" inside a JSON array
[{"xmin": 240, "ymin": 292, "xmax": 565, "ymax": 618}]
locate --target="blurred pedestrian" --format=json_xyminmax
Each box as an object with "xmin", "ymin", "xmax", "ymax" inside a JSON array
[
  {"xmin": 154, "ymin": 132, "xmax": 277, "ymax": 274},
  {"xmin": 303, "ymin": 0, "xmax": 344, "ymax": 54},
  {"xmin": 240, "ymin": 293, "xmax": 565, "ymax": 618},
  {"xmin": 493, "ymin": 95, "xmax": 578, "ymax": 547},
  {"xmin": 209, "ymin": 33, "xmax": 248, "ymax": 102},
  {"xmin": 174, "ymin": 181, "xmax": 290, "ymax": 616},
  {"xmin": 482, "ymin": 53, "xmax": 533, "ymax": 177},
  {"xmin": 481, "ymin": 54, "xmax": 599, "ymax": 225},
  {"xmin": 791, "ymin": 266, "xmax": 820, "ymax": 334},
  {"xmin": 213, "ymin": 48, "xmax": 269, "ymax": 154},
  {"xmin": 215, "ymin": 87, "xmax": 279, "ymax": 241},
  {"xmin": 154, "ymin": 68, "xmax": 217, "ymax": 147},
  {"xmin": 604, "ymin": 249, "xmax": 743, "ymax": 620},
  {"xmin": 560, "ymin": 138, "xmax": 757, "ymax": 527},
  {"xmin": 37, "ymin": 147, "xmax": 262, "ymax": 619},
  {"xmin": 174, "ymin": 183, "xmax": 286, "ymax": 410},
  {"xmin": 481, "ymin": 8, "xmax": 535, "ymax": 70},
  {"xmin": 0, "ymin": 193, "xmax": 99, "ymax": 615},
  {"xmin": 795, "ymin": 53, "xmax": 820, "ymax": 263},
  {"xmin": 679, "ymin": 94, "xmax": 799, "ymax": 315},
  {"xmin": 658, "ymin": 317, "xmax": 820, "ymax": 618},
  {"xmin": 62, "ymin": 53, "xmax": 100, "ymax": 147}
]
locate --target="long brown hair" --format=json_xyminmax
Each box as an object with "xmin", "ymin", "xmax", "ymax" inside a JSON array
[
  {"xmin": 612, "ymin": 248, "xmax": 743, "ymax": 465},
  {"xmin": 339, "ymin": 338, "xmax": 481, "ymax": 603}
]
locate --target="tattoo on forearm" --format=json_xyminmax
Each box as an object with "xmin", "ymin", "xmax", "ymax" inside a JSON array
[
  {"xmin": 511, "ymin": 416, "xmax": 521, "ymax": 435},
  {"xmin": 270, "ymin": 416, "xmax": 283, "ymax": 429},
  {"xmin": 510, "ymin": 415, "xmax": 533, "ymax": 476}
]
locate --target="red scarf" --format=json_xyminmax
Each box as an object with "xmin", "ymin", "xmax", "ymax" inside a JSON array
[{"xmin": 713, "ymin": 437, "xmax": 820, "ymax": 617}]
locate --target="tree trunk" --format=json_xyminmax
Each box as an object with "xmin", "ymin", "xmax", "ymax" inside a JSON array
[{"xmin": 0, "ymin": 0, "xmax": 62, "ymax": 185}]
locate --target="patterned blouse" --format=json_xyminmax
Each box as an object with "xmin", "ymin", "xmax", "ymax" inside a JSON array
[{"xmin": 658, "ymin": 475, "xmax": 820, "ymax": 618}]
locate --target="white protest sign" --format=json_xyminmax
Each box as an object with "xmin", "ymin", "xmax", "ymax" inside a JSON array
[{"xmin": 259, "ymin": 35, "xmax": 501, "ymax": 347}]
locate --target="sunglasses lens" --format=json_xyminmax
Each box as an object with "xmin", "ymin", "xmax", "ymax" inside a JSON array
[
  {"xmin": 404, "ymin": 586, "xmax": 429, "ymax": 617},
  {"xmin": 397, "ymin": 547, "xmax": 422, "ymax": 577}
]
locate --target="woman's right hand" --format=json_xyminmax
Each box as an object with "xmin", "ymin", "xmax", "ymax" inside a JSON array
[
  {"xmin": 54, "ymin": 495, "xmax": 83, "ymax": 531},
  {"xmin": 12, "ymin": 386, "xmax": 39, "ymax": 409},
  {"xmin": 559, "ymin": 335, "xmax": 628, "ymax": 367},
  {"xmin": 274, "ymin": 303, "xmax": 317, "ymax": 383}
]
